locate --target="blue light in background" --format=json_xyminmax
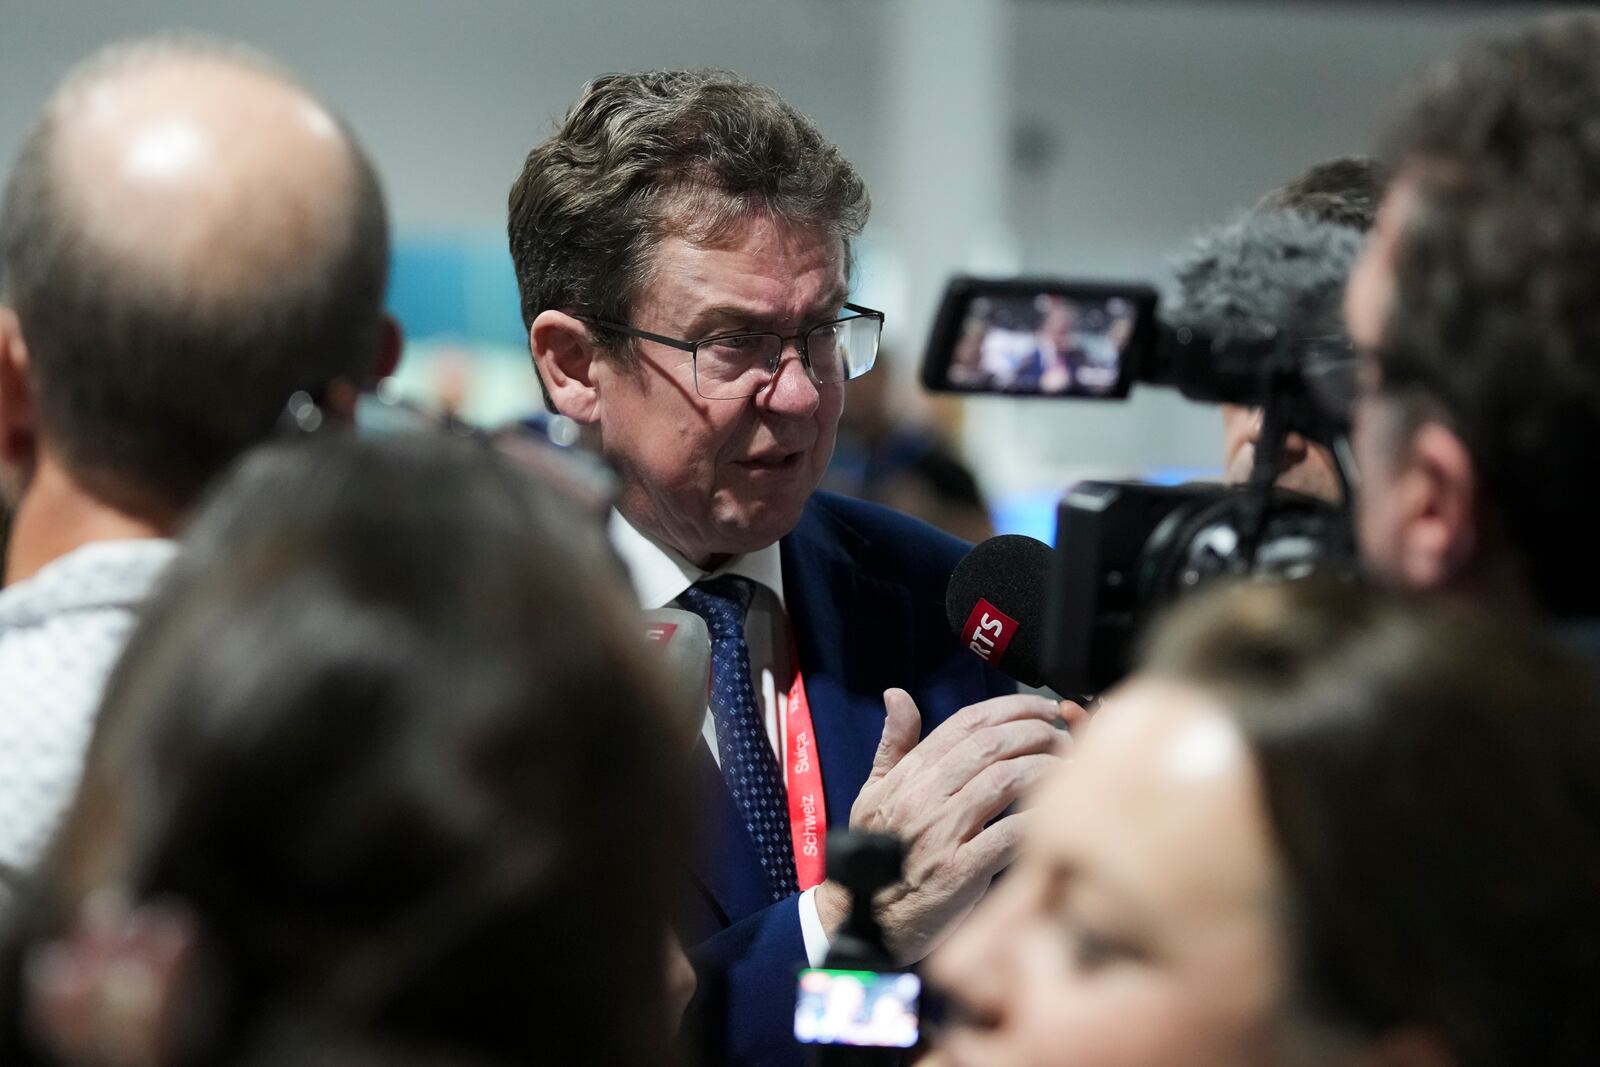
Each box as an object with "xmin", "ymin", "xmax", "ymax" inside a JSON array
[
  {"xmin": 388, "ymin": 234, "xmax": 526, "ymax": 349},
  {"xmin": 989, "ymin": 466, "xmax": 1222, "ymax": 546}
]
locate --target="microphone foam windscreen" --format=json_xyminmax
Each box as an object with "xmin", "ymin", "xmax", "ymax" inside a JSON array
[
  {"xmin": 1164, "ymin": 208, "xmax": 1365, "ymax": 341},
  {"xmin": 945, "ymin": 535, "xmax": 1054, "ymax": 687}
]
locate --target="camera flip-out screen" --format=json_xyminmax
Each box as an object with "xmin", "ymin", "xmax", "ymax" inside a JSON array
[
  {"xmin": 922, "ymin": 278, "xmax": 1157, "ymax": 399},
  {"xmin": 794, "ymin": 968, "xmax": 921, "ymax": 1049}
]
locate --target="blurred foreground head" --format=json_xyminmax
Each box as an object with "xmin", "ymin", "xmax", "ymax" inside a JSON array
[
  {"xmin": 0, "ymin": 36, "xmax": 394, "ymax": 546},
  {"xmin": 1347, "ymin": 12, "xmax": 1600, "ymax": 618},
  {"xmin": 931, "ymin": 578, "xmax": 1600, "ymax": 1067},
  {"xmin": 0, "ymin": 435, "xmax": 683, "ymax": 1067}
]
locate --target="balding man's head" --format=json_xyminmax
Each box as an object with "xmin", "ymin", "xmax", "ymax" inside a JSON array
[{"xmin": 0, "ymin": 37, "xmax": 390, "ymax": 510}]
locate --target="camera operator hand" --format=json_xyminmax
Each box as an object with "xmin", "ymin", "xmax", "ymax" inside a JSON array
[{"xmin": 814, "ymin": 689, "xmax": 1085, "ymax": 963}]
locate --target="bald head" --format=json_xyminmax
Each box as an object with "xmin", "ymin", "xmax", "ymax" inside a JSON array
[
  {"xmin": 0, "ymin": 37, "xmax": 390, "ymax": 509},
  {"xmin": 52, "ymin": 47, "xmax": 361, "ymax": 304}
]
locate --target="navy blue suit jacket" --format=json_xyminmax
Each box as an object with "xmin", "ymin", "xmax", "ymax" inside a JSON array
[{"xmin": 680, "ymin": 492, "xmax": 1013, "ymax": 1067}]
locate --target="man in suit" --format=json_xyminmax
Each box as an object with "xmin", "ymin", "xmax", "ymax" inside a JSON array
[
  {"xmin": 1029, "ymin": 297, "xmax": 1086, "ymax": 395},
  {"xmin": 508, "ymin": 70, "xmax": 1071, "ymax": 1065}
]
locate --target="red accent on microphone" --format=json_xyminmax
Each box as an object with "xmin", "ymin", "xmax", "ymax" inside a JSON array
[{"xmin": 962, "ymin": 598, "xmax": 1019, "ymax": 666}]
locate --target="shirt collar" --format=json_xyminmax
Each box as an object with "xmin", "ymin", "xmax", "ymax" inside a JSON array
[
  {"xmin": 0, "ymin": 538, "xmax": 179, "ymax": 629},
  {"xmin": 608, "ymin": 511, "xmax": 785, "ymax": 611}
]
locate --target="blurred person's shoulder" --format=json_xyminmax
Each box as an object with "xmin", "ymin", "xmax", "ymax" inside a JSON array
[
  {"xmin": 0, "ymin": 540, "xmax": 178, "ymax": 632},
  {"xmin": 0, "ymin": 538, "xmax": 178, "ymax": 869}
]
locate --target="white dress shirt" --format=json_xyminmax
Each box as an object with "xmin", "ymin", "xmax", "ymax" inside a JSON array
[
  {"xmin": 610, "ymin": 512, "xmax": 832, "ymax": 966},
  {"xmin": 0, "ymin": 538, "xmax": 178, "ymax": 873}
]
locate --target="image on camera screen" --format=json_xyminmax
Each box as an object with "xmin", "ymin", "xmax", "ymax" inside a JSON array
[
  {"xmin": 794, "ymin": 968, "xmax": 921, "ymax": 1049},
  {"xmin": 945, "ymin": 291, "xmax": 1136, "ymax": 396}
]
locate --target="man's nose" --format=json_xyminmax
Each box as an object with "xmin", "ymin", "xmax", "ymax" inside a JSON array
[{"xmin": 757, "ymin": 342, "xmax": 820, "ymax": 418}]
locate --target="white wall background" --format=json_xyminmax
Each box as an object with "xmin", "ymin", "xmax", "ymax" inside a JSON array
[{"xmin": 0, "ymin": 0, "xmax": 1553, "ymax": 500}]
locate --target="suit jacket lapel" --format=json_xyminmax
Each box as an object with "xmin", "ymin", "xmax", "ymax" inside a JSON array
[
  {"xmin": 781, "ymin": 500, "xmax": 915, "ymax": 831},
  {"xmin": 685, "ymin": 739, "xmax": 775, "ymax": 929}
]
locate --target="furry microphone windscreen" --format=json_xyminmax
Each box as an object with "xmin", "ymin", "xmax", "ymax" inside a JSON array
[{"xmin": 1165, "ymin": 208, "xmax": 1366, "ymax": 343}]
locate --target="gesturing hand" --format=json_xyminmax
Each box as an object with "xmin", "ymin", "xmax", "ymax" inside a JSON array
[{"xmin": 815, "ymin": 689, "xmax": 1082, "ymax": 963}]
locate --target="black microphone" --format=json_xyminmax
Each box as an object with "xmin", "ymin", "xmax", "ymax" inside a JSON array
[
  {"xmin": 643, "ymin": 607, "xmax": 711, "ymax": 756},
  {"xmin": 945, "ymin": 535, "xmax": 1055, "ymax": 689}
]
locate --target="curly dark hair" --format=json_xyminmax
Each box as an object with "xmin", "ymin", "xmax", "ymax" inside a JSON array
[
  {"xmin": 1256, "ymin": 156, "xmax": 1387, "ymax": 232},
  {"xmin": 0, "ymin": 435, "xmax": 682, "ymax": 1066},
  {"xmin": 506, "ymin": 69, "xmax": 869, "ymax": 378},
  {"xmin": 1372, "ymin": 12, "xmax": 1600, "ymax": 617}
]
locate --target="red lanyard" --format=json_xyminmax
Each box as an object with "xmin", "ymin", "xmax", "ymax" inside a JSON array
[{"xmin": 782, "ymin": 642, "xmax": 827, "ymax": 890}]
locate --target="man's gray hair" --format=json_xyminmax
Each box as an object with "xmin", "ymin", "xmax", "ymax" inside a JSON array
[{"xmin": 506, "ymin": 69, "xmax": 869, "ymax": 371}]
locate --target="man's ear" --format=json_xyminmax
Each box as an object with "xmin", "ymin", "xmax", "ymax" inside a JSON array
[
  {"xmin": 0, "ymin": 307, "xmax": 39, "ymax": 472},
  {"xmin": 530, "ymin": 310, "xmax": 602, "ymax": 424},
  {"xmin": 320, "ymin": 315, "xmax": 404, "ymax": 425},
  {"xmin": 372, "ymin": 312, "xmax": 403, "ymax": 383},
  {"xmin": 1394, "ymin": 420, "xmax": 1479, "ymax": 589}
]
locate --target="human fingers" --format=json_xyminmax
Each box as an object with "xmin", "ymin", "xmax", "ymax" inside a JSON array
[
  {"xmin": 956, "ymin": 809, "xmax": 1034, "ymax": 884},
  {"xmin": 866, "ymin": 688, "xmax": 924, "ymax": 786},
  {"xmin": 888, "ymin": 693, "xmax": 1062, "ymax": 782},
  {"xmin": 946, "ymin": 752, "xmax": 1062, "ymax": 842},
  {"xmin": 918, "ymin": 719, "xmax": 1063, "ymax": 801}
]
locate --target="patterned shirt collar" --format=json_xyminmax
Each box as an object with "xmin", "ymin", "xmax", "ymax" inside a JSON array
[{"xmin": 0, "ymin": 539, "xmax": 179, "ymax": 630}]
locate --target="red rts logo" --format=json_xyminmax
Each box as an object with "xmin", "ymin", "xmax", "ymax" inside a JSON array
[{"xmin": 963, "ymin": 598, "xmax": 1019, "ymax": 664}]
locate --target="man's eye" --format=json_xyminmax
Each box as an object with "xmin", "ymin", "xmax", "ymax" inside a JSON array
[{"xmin": 710, "ymin": 334, "xmax": 767, "ymax": 354}]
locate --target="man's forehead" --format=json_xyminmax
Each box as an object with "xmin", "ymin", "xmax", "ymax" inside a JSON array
[{"xmin": 642, "ymin": 219, "xmax": 848, "ymax": 321}]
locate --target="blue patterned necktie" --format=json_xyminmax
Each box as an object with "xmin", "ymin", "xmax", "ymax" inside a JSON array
[{"xmin": 679, "ymin": 575, "xmax": 799, "ymax": 903}]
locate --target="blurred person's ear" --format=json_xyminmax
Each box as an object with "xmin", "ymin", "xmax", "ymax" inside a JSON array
[
  {"xmin": 26, "ymin": 891, "xmax": 208, "ymax": 1067},
  {"xmin": 321, "ymin": 315, "xmax": 405, "ymax": 424},
  {"xmin": 1390, "ymin": 420, "xmax": 1478, "ymax": 589},
  {"xmin": 0, "ymin": 308, "xmax": 39, "ymax": 481},
  {"xmin": 374, "ymin": 313, "xmax": 403, "ymax": 382},
  {"xmin": 530, "ymin": 310, "xmax": 602, "ymax": 424}
]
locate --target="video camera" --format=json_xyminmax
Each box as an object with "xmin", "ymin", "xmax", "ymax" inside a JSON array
[
  {"xmin": 923, "ymin": 275, "xmax": 1359, "ymax": 696},
  {"xmin": 794, "ymin": 831, "xmax": 921, "ymax": 1066}
]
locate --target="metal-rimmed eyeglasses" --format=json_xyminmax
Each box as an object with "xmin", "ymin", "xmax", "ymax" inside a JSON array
[{"xmin": 577, "ymin": 303, "xmax": 885, "ymax": 400}]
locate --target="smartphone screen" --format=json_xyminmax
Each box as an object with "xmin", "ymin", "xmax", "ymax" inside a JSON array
[
  {"xmin": 922, "ymin": 277, "xmax": 1156, "ymax": 399},
  {"xmin": 794, "ymin": 968, "xmax": 922, "ymax": 1049}
]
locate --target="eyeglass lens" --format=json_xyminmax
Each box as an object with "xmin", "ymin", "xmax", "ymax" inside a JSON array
[{"xmin": 694, "ymin": 314, "xmax": 881, "ymax": 399}]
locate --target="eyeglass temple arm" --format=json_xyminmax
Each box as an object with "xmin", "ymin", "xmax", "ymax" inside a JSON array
[
  {"xmin": 842, "ymin": 302, "xmax": 882, "ymax": 318},
  {"xmin": 580, "ymin": 317, "xmax": 698, "ymax": 354}
]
